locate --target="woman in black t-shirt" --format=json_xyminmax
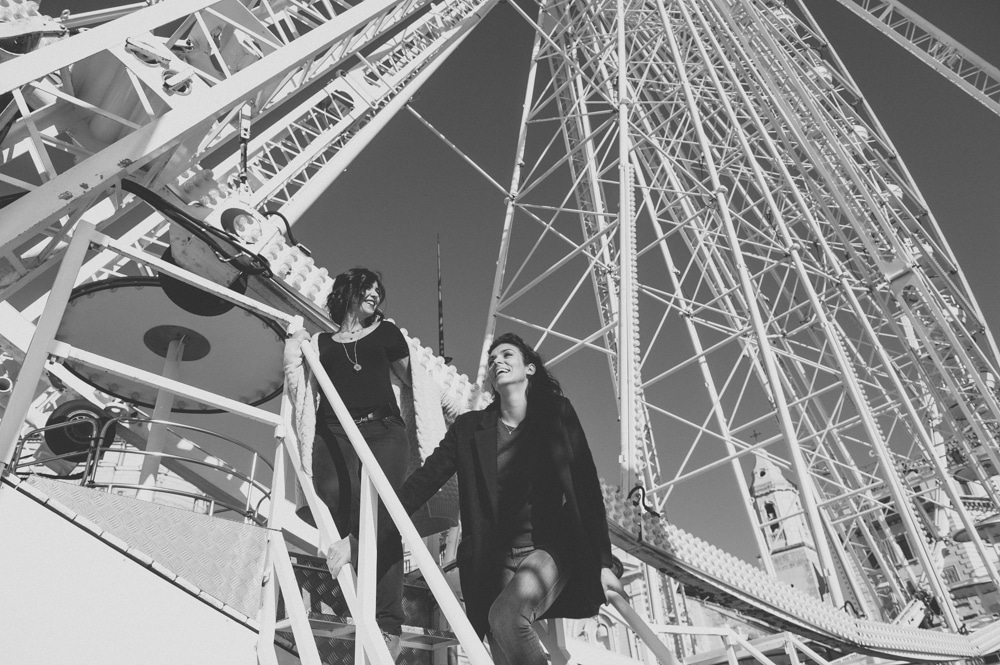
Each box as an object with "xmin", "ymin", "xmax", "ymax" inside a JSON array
[{"xmin": 298, "ymin": 267, "xmax": 411, "ymax": 650}]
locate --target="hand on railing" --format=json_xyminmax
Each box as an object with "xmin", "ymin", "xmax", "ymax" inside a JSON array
[
  {"xmin": 283, "ymin": 326, "xmax": 310, "ymax": 372},
  {"xmin": 323, "ymin": 535, "xmax": 351, "ymax": 575},
  {"xmin": 605, "ymin": 586, "xmax": 681, "ymax": 665},
  {"xmin": 601, "ymin": 566, "xmax": 627, "ymax": 600}
]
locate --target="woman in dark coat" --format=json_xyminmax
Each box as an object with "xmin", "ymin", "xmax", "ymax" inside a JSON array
[{"xmin": 394, "ymin": 332, "xmax": 623, "ymax": 665}]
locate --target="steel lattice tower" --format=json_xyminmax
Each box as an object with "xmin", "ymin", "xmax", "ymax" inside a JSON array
[{"xmin": 477, "ymin": 0, "xmax": 1000, "ymax": 627}]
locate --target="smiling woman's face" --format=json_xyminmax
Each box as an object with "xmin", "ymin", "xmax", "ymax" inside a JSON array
[
  {"xmin": 356, "ymin": 280, "xmax": 381, "ymax": 318},
  {"xmin": 487, "ymin": 342, "xmax": 535, "ymax": 391}
]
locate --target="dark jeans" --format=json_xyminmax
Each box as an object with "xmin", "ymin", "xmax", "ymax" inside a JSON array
[
  {"xmin": 486, "ymin": 546, "xmax": 570, "ymax": 665},
  {"xmin": 312, "ymin": 415, "xmax": 409, "ymax": 636}
]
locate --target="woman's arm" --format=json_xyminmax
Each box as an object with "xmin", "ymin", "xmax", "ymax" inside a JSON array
[
  {"xmin": 398, "ymin": 418, "xmax": 459, "ymax": 514},
  {"xmin": 375, "ymin": 418, "xmax": 463, "ymax": 558},
  {"xmin": 390, "ymin": 356, "xmax": 411, "ymax": 388}
]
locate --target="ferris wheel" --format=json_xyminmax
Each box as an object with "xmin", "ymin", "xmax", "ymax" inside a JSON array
[{"xmin": 2, "ymin": 0, "xmax": 1000, "ymax": 660}]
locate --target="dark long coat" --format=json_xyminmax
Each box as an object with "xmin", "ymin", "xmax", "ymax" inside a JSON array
[{"xmin": 397, "ymin": 395, "xmax": 614, "ymax": 638}]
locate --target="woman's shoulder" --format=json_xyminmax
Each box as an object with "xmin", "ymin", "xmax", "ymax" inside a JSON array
[
  {"xmin": 535, "ymin": 393, "xmax": 573, "ymax": 416},
  {"xmin": 364, "ymin": 318, "xmax": 400, "ymax": 338},
  {"xmin": 450, "ymin": 407, "xmax": 493, "ymax": 430},
  {"xmin": 316, "ymin": 330, "xmax": 335, "ymax": 347}
]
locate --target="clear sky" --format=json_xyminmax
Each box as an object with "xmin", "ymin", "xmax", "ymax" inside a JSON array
[{"xmin": 52, "ymin": 0, "xmax": 1000, "ymax": 562}]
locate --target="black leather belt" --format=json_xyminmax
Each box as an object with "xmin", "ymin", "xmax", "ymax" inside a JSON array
[{"xmin": 346, "ymin": 404, "xmax": 396, "ymax": 425}]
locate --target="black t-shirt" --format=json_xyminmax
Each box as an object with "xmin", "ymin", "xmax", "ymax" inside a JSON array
[{"xmin": 317, "ymin": 320, "xmax": 408, "ymax": 419}]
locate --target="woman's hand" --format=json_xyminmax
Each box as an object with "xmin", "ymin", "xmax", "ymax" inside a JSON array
[
  {"xmin": 601, "ymin": 566, "xmax": 627, "ymax": 601},
  {"xmin": 287, "ymin": 328, "xmax": 310, "ymax": 342},
  {"xmin": 322, "ymin": 536, "xmax": 352, "ymax": 576}
]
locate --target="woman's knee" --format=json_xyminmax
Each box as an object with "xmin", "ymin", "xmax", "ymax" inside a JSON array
[{"xmin": 488, "ymin": 596, "xmax": 531, "ymax": 640}]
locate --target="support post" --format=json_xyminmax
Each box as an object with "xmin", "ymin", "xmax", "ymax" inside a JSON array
[
  {"xmin": 0, "ymin": 222, "xmax": 95, "ymax": 470},
  {"xmin": 137, "ymin": 336, "xmax": 185, "ymax": 499},
  {"xmin": 616, "ymin": 0, "xmax": 638, "ymax": 492},
  {"xmin": 355, "ymin": 469, "xmax": 378, "ymax": 665}
]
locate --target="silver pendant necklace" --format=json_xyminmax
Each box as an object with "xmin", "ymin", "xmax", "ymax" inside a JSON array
[
  {"xmin": 500, "ymin": 419, "xmax": 518, "ymax": 435},
  {"xmin": 343, "ymin": 339, "xmax": 362, "ymax": 372}
]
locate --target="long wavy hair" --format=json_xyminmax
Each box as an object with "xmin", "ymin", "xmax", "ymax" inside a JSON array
[
  {"xmin": 326, "ymin": 267, "xmax": 386, "ymax": 327},
  {"xmin": 486, "ymin": 333, "xmax": 562, "ymax": 413}
]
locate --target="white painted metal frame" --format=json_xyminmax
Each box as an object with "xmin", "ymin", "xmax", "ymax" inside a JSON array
[{"xmin": 822, "ymin": 0, "xmax": 1000, "ymax": 118}]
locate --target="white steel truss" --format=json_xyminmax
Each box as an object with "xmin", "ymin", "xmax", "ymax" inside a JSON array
[
  {"xmin": 820, "ymin": 0, "xmax": 1000, "ymax": 118},
  {"xmin": 0, "ymin": 0, "xmax": 493, "ymax": 303},
  {"xmin": 481, "ymin": 0, "xmax": 1000, "ymax": 627}
]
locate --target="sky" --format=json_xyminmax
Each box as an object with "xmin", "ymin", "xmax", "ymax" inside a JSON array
[{"xmin": 51, "ymin": 0, "xmax": 1000, "ymax": 561}]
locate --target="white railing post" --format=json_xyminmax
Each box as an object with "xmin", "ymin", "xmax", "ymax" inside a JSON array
[
  {"xmin": 256, "ymin": 441, "xmax": 285, "ymax": 665},
  {"xmin": 356, "ymin": 469, "xmax": 379, "ymax": 665},
  {"xmin": 783, "ymin": 636, "xmax": 803, "ymax": 665},
  {"xmin": 605, "ymin": 590, "xmax": 681, "ymax": 665},
  {"xmin": 723, "ymin": 634, "xmax": 740, "ymax": 665},
  {"xmin": 0, "ymin": 221, "xmax": 95, "ymax": 468},
  {"xmin": 728, "ymin": 632, "xmax": 780, "ymax": 665},
  {"xmin": 271, "ymin": 535, "xmax": 324, "ymax": 665}
]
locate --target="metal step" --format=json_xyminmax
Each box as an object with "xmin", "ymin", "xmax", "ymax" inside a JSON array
[
  {"xmin": 276, "ymin": 553, "xmax": 459, "ymax": 663},
  {"xmin": 276, "ymin": 613, "xmax": 459, "ymax": 649}
]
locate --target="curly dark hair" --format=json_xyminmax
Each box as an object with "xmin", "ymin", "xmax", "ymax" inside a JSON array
[
  {"xmin": 326, "ymin": 267, "xmax": 386, "ymax": 326},
  {"xmin": 486, "ymin": 332, "xmax": 562, "ymax": 411}
]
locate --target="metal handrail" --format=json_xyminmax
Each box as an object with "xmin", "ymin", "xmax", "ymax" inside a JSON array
[
  {"xmin": 86, "ymin": 447, "xmax": 269, "ymax": 500},
  {"xmin": 9, "ymin": 418, "xmax": 102, "ymax": 470},
  {"xmin": 605, "ymin": 589, "xmax": 682, "ymax": 665},
  {"xmin": 123, "ymin": 417, "xmax": 275, "ymax": 472},
  {"xmin": 87, "ymin": 415, "xmax": 269, "ymax": 521},
  {"xmin": 13, "ymin": 414, "xmax": 270, "ymax": 523},
  {"xmin": 90, "ymin": 481, "xmax": 265, "ymax": 524}
]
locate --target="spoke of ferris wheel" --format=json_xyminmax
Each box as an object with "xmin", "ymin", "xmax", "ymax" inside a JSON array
[
  {"xmin": 814, "ymin": 0, "xmax": 1000, "ymax": 118},
  {"xmin": 696, "ymin": 0, "xmax": 1000, "ymax": 504},
  {"xmin": 711, "ymin": 0, "xmax": 1000, "ymax": 609},
  {"xmin": 688, "ymin": 13, "xmax": 984, "ymax": 510},
  {"xmin": 792, "ymin": 0, "xmax": 1000, "ymax": 369},
  {"xmin": 651, "ymin": 0, "xmax": 858, "ymax": 608}
]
